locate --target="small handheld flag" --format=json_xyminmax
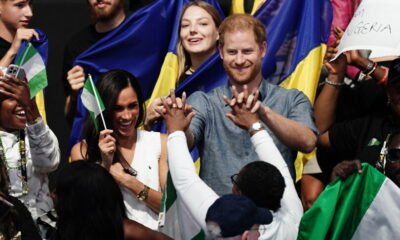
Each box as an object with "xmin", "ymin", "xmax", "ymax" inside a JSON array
[
  {"xmin": 14, "ymin": 43, "xmax": 48, "ymax": 98},
  {"xmin": 81, "ymin": 74, "xmax": 106, "ymax": 131}
]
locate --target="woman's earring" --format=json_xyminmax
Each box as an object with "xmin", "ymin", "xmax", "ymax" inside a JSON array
[{"xmin": 387, "ymin": 96, "xmax": 391, "ymax": 106}]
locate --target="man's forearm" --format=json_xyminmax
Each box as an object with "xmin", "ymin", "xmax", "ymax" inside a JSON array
[{"xmin": 260, "ymin": 106, "xmax": 317, "ymax": 153}]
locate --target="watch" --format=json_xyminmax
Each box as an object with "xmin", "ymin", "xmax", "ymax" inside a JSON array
[
  {"xmin": 137, "ymin": 185, "xmax": 150, "ymax": 201},
  {"xmin": 248, "ymin": 121, "xmax": 263, "ymax": 133}
]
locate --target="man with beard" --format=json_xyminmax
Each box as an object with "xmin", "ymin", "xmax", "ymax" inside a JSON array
[
  {"xmin": 63, "ymin": 0, "xmax": 125, "ymax": 125},
  {"xmin": 184, "ymin": 14, "xmax": 318, "ymax": 195}
]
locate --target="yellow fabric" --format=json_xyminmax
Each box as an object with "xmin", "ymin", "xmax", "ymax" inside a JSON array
[
  {"xmin": 231, "ymin": 0, "xmax": 265, "ymax": 14},
  {"xmin": 279, "ymin": 44, "xmax": 327, "ymax": 182},
  {"xmin": 145, "ymin": 53, "xmax": 179, "ymax": 108},
  {"xmin": 35, "ymin": 90, "xmax": 46, "ymax": 123}
]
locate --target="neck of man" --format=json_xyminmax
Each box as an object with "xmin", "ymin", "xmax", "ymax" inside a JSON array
[
  {"xmin": 230, "ymin": 71, "xmax": 263, "ymax": 94},
  {"xmin": 95, "ymin": 10, "xmax": 125, "ymax": 33},
  {"xmin": 0, "ymin": 23, "xmax": 16, "ymax": 43},
  {"xmin": 189, "ymin": 48, "xmax": 216, "ymax": 71}
]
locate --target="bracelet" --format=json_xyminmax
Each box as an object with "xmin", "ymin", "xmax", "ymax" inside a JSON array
[
  {"xmin": 376, "ymin": 67, "xmax": 388, "ymax": 85},
  {"xmin": 366, "ymin": 62, "xmax": 378, "ymax": 76},
  {"xmin": 325, "ymin": 79, "xmax": 344, "ymax": 86},
  {"xmin": 363, "ymin": 60, "xmax": 375, "ymax": 74}
]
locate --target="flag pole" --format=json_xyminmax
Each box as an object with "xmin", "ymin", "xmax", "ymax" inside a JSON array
[
  {"xmin": 16, "ymin": 43, "xmax": 32, "ymax": 77},
  {"xmin": 88, "ymin": 74, "xmax": 107, "ymax": 130}
]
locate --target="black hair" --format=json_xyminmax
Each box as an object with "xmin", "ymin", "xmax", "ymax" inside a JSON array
[
  {"xmin": 236, "ymin": 161, "xmax": 285, "ymax": 211},
  {"xmin": 0, "ymin": 158, "xmax": 18, "ymax": 240},
  {"xmin": 54, "ymin": 160, "xmax": 126, "ymax": 240},
  {"xmin": 83, "ymin": 69, "xmax": 145, "ymax": 163}
]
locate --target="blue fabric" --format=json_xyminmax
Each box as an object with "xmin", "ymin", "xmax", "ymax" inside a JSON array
[
  {"xmin": 69, "ymin": 0, "xmax": 222, "ymax": 150},
  {"xmin": 187, "ymin": 80, "xmax": 318, "ymax": 195},
  {"xmin": 14, "ymin": 29, "xmax": 48, "ymax": 66}
]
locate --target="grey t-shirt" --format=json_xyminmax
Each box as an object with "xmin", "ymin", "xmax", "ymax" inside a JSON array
[{"xmin": 187, "ymin": 80, "xmax": 317, "ymax": 195}]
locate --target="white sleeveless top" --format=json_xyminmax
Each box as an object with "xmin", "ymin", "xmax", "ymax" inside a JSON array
[{"xmin": 120, "ymin": 130, "xmax": 161, "ymax": 230}]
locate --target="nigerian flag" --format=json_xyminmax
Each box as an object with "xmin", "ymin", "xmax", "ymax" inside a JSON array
[
  {"xmin": 158, "ymin": 173, "xmax": 205, "ymax": 240},
  {"xmin": 81, "ymin": 75, "xmax": 105, "ymax": 131},
  {"xmin": 15, "ymin": 43, "xmax": 47, "ymax": 98},
  {"xmin": 297, "ymin": 163, "xmax": 400, "ymax": 240}
]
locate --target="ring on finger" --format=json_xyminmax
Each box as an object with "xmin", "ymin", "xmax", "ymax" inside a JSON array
[{"xmin": 172, "ymin": 103, "xmax": 177, "ymax": 108}]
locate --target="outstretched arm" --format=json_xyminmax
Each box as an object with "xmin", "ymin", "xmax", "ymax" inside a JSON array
[{"xmin": 162, "ymin": 90, "xmax": 219, "ymax": 230}]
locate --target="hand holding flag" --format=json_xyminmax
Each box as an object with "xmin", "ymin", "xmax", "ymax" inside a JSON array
[{"xmin": 81, "ymin": 74, "xmax": 106, "ymax": 131}]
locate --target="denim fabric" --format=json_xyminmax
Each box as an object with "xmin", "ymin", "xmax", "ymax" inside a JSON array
[{"xmin": 187, "ymin": 80, "xmax": 317, "ymax": 195}]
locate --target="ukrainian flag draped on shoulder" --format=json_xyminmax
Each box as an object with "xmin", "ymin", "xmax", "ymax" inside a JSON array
[
  {"xmin": 14, "ymin": 29, "xmax": 48, "ymax": 122},
  {"xmin": 69, "ymin": 0, "xmax": 184, "ymax": 149},
  {"xmin": 257, "ymin": 0, "xmax": 332, "ymax": 181}
]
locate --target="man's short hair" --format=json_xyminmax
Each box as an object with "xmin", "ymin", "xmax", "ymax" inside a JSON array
[
  {"xmin": 236, "ymin": 161, "xmax": 285, "ymax": 211},
  {"xmin": 218, "ymin": 14, "xmax": 266, "ymax": 47}
]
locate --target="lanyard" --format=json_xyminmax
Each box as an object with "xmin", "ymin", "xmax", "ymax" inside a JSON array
[{"xmin": 0, "ymin": 130, "xmax": 28, "ymax": 196}]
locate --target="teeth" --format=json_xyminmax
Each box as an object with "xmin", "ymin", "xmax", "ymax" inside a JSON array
[
  {"xmin": 120, "ymin": 121, "xmax": 132, "ymax": 126},
  {"xmin": 16, "ymin": 110, "xmax": 25, "ymax": 116},
  {"xmin": 189, "ymin": 39, "xmax": 200, "ymax": 42}
]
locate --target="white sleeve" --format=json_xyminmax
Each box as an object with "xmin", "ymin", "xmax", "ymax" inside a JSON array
[
  {"xmin": 26, "ymin": 119, "xmax": 60, "ymax": 173},
  {"xmin": 167, "ymin": 131, "xmax": 219, "ymax": 231},
  {"xmin": 251, "ymin": 130, "xmax": 303, "ymax": 222}
]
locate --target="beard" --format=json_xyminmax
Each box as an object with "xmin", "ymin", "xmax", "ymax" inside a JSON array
[
  {"xmin": 88, "ymin": 0, "xmax": 123, "ymax": 22},
  {"xmin": 224, "ymin": 61, "xmax": 262, "ymax": 86}
]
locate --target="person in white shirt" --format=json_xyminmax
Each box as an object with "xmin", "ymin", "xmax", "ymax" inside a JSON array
[
  {"xmin": 161, "ymin": 88, "xmax": 303, "ymax": 239},
  {"xmin": 0, "ymin": 74, "xmax": 60, "ymax": 237}
]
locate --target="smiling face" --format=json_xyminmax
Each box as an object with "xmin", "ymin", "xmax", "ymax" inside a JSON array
[
  {"xmin": 385, "ymin": 134, "xmax": 400, "ymax": 187},
  {"xmin": 0, "ymin": 0, "xmax": 33, "ymax": 30},
  {"xmin": 180, "ymin": 6, "xmax": 219, "ymax": 58},
  {"xmin": 219, "ymin": 29, "xmax": 266, "ymax": 86},
  {"xmin": 0, "ymin": 96, "xmax": 26, "ymax": 132},
  {"xmin": 87, "ymin": 0, "xmax": 123, "ymax": 22},
  {"xmin": 111, "ymin": 86, "xmax": 139, "ymax": 138}
]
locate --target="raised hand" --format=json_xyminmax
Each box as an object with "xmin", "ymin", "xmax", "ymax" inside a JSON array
[
  {"xmin": 144, "ymin": 97, "xmax": 164, "ymax": 130},
  {"xmin": 0, "ymin": 75, "xmax": 39, "ymax": 122},
  {"xmin": 8, "ymin": 28, "xmax": 39, "ymax": 57},
  {"xmin": 98, "ymin": 129, "xmax": 116, "ymax": 169},
  {"xmin": 224, "ymin": 85, "xmax": 262, "ymax": 130},
  {"xmin": 161, "ymin": 89, "xmax": 196, "ymax": 134},
  {"xmin": 67, "ymin": 65, "xmax": 85, "ymax": 92}
]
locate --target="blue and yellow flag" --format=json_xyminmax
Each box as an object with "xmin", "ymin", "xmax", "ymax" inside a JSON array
[{"xmin": 69, "ymin": 0, "xmax": 188, "ymax": 149}]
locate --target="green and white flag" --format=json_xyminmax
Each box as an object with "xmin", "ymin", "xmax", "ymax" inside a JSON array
[
  {"xmin": 15, "ymin": 43, "xmax": 47, "ymax": 98},
  {"xmin": 81, "ymin": 75, "xmax": 105, "ymax": 131},
  {"xmin": 158, "ymin": 173, "xmax": 205, "ymax": 240},
  {"xmin": 297, "ymin": 163, "xmax": 400, "ymax": 240}
]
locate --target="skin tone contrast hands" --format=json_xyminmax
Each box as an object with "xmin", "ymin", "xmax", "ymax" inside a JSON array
[
  {"xmin": 161, "ymin": 90, "xmax": 196, "ymax": 134},
  {"xmin": 223, "ymin": 85, "xmax": 262, "ymax": 134}
]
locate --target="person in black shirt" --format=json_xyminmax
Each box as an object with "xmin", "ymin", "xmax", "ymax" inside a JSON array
[
  {"xmin": 63, "ymin": 0, "xmax": 126, "ymax": 125},
  {"xmin": 0, "ymin": 0, "xmax": 38, "ymax": 69}
]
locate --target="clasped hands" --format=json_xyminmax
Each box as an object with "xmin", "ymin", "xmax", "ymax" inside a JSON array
[{"xmin": 223, "ymin": 85, "xmax": 264, "ymax": 130}]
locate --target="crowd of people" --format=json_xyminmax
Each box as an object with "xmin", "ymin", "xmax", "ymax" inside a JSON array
[{"xmin": 0, "ymin": 0, "xmax": 399, "ymax": 239}]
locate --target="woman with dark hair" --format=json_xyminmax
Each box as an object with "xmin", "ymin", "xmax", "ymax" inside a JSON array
[
  {"xmin": 53, "ymin": 160, "xmax": 172, "ymax": 240},
  {"xmin": 70, "ymin": 69, "xmax": 167, "ymax": 230},
  {"xmin": 144, "ymin": 1, "xmax": 222, "ymax": 129},
  {"xmin": 0, "ymin": 148, "xmax": 41, "ymax": 240},
  {"xmin": 0, "ymin": 73, "xmax": 60, "ymax": 238}
]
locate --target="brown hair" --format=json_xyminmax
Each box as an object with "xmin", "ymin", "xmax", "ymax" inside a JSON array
[
  {"xmin": 177, "ymin": 1, "xmax": 222, "ymax": 81},
  {"xmin": 218, "ymin": 14, "xmax": 266, "ymax": 47}
]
